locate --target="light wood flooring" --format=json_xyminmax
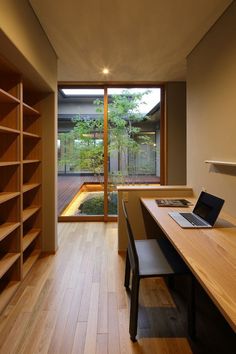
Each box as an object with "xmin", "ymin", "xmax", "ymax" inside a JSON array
[{"xmin": 0, "ymin": 222, "xmax": 193, "ymax": 354}]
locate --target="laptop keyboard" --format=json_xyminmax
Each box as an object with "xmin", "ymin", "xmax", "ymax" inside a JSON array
[{"xmin": 180, "ymin": 213, "xmax": 206, "ymax": 226}]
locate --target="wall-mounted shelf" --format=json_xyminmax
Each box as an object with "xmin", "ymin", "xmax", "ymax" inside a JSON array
[{"xmin": 205, "ymin": 160, "xmax": 236, "ymax": 167}]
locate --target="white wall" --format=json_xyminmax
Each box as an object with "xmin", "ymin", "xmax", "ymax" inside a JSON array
[
  {"xmin": 187, "ymin": 1, "xmax": 236, "ymax": 217},
  {"xmin": 0, "ymin": 0, "xmax": 57, "ymax": 90}
]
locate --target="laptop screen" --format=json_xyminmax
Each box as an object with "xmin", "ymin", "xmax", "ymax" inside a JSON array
[{"xmin": 193, "ymin": 192, "xmax": 225, "ymax": 226}]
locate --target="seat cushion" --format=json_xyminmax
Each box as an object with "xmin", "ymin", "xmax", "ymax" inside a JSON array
[{"xmin": 135, "ymin": 239, "xmax": 188, "ymax": 277}]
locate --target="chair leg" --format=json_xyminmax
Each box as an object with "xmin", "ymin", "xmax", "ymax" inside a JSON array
[
  {"xmin": 129, "ymin": 274, "xmax": 140, "ymax": 342},
  {"xmin": 124, "ymin": 251, "xmax": 131, "ymax": 289},
  {"xmin": 187, "ymin": 275, "xmax": 196, "ymax": 339}
]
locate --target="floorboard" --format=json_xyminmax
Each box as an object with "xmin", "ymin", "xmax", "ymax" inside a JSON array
[{"xmin": 0, "ymin": 222, "xmax": 235, "ymax": 354}]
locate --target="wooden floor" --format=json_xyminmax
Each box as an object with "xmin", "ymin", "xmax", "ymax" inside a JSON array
[
  {"xmin": 57, "ymin": 175, "xmax": 160, "ymax": 215},
  {"xmin": 0, "ymin": 222, "xmax": 193, "ymax": 354}
]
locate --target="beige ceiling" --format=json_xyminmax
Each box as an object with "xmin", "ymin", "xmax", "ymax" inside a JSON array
[{"xmin": 29, "ymin": 0, "xmax": 232, "ymax": 82}]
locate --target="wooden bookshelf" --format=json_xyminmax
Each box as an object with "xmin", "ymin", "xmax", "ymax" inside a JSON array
[
  {"xmin": 23, "ymin": 131, "xmax": 40, "ymax": 139},
  {"xmin": 22, "ymin": 206, "xmax": 41, "ymax": 222},
  {"xmin": 22, "ymin": 183, "xmax": 40, "ymax": 194},
  {"xmin": 23, "ymin": 249, "xmax": 40, "ymax": 278},
  {"xmin": 0, "ymin": 253, "xmax": 21, "ymax": 279},
  {"xmin": 23, "ymin": 159, "xmax": 40, "ymax": 164},
  {"xmin": 23, "ymin": 102, "xmax": 40, "ymax": 116},
  {"xmin": 0, "ymin": 126, "xmax": 20, "ymax": 134},
  {"xmin": 0, "ymin": 222, "xmax": 21, "ymax": 242},
  {"xmin": 0, "ymin": 161, "xmax": 20, "ymax": 167},
  {"xmin": 0, "ymin": 88, "xmax": 20, "ymax": 104},
  {"xmin": 23, "ymin": 228, "xmax": 40, "ymax": 251},
  {"xmin": 0, "ymin": 192, "xmax": 20, "ymax": 204},
  {"xmin": 0, "ymin": 57, "xmax": 42, "ymax": 312}
]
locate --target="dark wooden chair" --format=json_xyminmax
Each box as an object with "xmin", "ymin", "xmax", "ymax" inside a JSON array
[{"xmin": 122, "ymin": 200, "xmax": 195, "ymax": 341}]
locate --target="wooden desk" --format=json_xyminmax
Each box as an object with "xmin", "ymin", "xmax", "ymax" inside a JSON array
[{"xmin": 140, "ymin": 197, "xmax": 236, "ymax": 333}]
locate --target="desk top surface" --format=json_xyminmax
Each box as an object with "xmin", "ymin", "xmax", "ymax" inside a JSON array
[{"xmin": 141, "ymin": 197, "xmax": 236, "ymax": 332}]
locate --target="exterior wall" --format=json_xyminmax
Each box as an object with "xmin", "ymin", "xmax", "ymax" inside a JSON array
[
  {"xmin": 187, "ymin": 1, "xmax": 236, "ymax": 217},
  {"xmin": 166, "ymin": 82, "xmax": 187, "ymax": 185},
  {"xmin": 58, "ymin": 102, "xmax": 98, "ymax": 115},
  {"xmin": 0, "ymin": 0, "xmax": 58, "ymax": 251}
]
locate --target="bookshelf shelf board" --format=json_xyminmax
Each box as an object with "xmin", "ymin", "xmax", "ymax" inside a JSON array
[
  {"xmin": 23, "ymin": 131, "xmax": 40, "ymax": 139},
  {"xmin": 22, "ymin": 183, "xmax": 40, "ymax": 193},
  {"xmin": 23, "ymin": 103, "xmax": 40, "ymax": 116},
  {"xmin": 23, "ymin": 159, "xmax": 40, "ymax": 165},
  {"xmin": 0, "ymin": 253, "xmax": 21, "ymax": 279},
  {"xmin": 23, "ymin": 229, "xmax": 40, "ymax": 251},
  {"xmin": 23, "ymin": 249, "xmax": 40, "ymax": 278},
  {"xmin": 0, "ymin": 89, "xmax": 20, "ymax": 104},
  {"xmin": 22, "ymin": 206, "xmax": 41, "ymax": 222},
  {"xmin": 0, "ymin": 281, "xmax": 20, "ymax": 314},
  {"xmin": 0, "ymin": 222, "xmax": 21, "ymax": 242},
  {"xmin": 0, "ymin": 161, "xmax": 20, "ymax": 167},
  {"xmin": 0, "ymin": 126, "xmax": 20, "ymax": 134},
  {"xmin": 205, "ymin": 160, "xmax": 236, "ymax": 167},
  {"xmin": 0, "ymin": 192, "xmax": 20, "ymax": 204}
]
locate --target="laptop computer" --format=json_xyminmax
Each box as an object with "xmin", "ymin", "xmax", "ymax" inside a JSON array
[{"xmin": 168, "ymin": 191, "xmax": 225, "ymax": 228}]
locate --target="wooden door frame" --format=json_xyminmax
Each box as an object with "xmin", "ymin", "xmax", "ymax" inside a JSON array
[{"xmin": 57, "ymin": 83, "xmax": 166, "ymax": 222}]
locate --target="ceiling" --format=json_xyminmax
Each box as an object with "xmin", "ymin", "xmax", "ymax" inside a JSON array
[{"xmin": 29, "ymin": 0, "xmax": 232, "ymax": 83}]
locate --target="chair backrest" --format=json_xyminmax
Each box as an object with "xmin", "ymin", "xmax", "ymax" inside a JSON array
[{"xmin": 122, "ymin": 200, "xmax": 139, "ymax": 274}]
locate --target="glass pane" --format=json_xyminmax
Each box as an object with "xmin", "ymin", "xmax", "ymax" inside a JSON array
[
  {"xmin": 107, "ymin": 88, "xmax": 161, "ymax": 215},
  {"xmin": 58, "ymin": 88, "xmax": 104, "ymax": 216}
]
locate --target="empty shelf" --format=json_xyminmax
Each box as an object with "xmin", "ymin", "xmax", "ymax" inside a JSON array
[
  {"xmin": 0, "ymin": 89, "xmax": 20, "ymax": 104},
  {"xmin": 23, "ymin": 229, "xmax": 40, "ymax": 251},
  {"xmin": 0, "ymin": 253, "xmax": 20, "ymax": 279},
  {"xmin": 23, "ymin": 103, "xmax": 40, "ymax": 116},
  {"xmin": 23, "ymin": 206, "xmax": 41, "ymax": 222},
  {"xmin": 0, "ymin": 222, "xmax": 21, "ymax": 242},
  {"xmin": 0, "ymin": 192, "xmax": 20, "ymax": 204},
  {"xmin": 23, "ymin": 249, "xmax": 40, "ymax": 278},
  {"xmin": 22, "ymin": 183, "xmax": 40, "ymax": 193}
]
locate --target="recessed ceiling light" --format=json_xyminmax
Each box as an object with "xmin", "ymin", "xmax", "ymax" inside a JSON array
[{"xmin": 102, "ymin": 68, "xmax": 109, "ymax": 74}]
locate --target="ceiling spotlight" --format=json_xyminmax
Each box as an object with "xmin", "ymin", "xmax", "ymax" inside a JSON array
[{"xmin": 102, "ymin": 68, "xmax": 109, "ymax": 74}]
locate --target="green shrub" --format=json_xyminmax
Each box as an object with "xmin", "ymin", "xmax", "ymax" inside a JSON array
[{"xmin": 79, "ymin": 192, "xmax": 117, "ymax": 215}]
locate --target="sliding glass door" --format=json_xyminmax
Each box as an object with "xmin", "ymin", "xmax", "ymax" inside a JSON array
[
  {"xmin": 58, "ymin": 88, "xmax": 105, "ymax": 218},
  {"xmin": 57, "ymin": 86, "xmax": 163, "ymax": 220}
]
